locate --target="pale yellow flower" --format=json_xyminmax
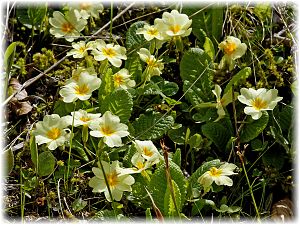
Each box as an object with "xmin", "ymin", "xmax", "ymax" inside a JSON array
[
  {"xmin": 49, "ymin": 10, "xmax": 87, "ymax": 42},
  {"xmin": 89, "ymin": 161, "xmax": 135, "ymax": 202},
  {"xmin": 89, "ymin": 111, "xmax": 129, "ymax": 147},
  {"xmin": 154, "ymin": 10, "xmax": 192, "ymax": 40},
  {"xmin": 198, "ymin": 163, "xmax": 238, "ymax": 192},
  {"xmin": 219, "ymin": 36, "xmax": 247, "ymax": 70},
  {"xmin": 67, "ymin": 41, "xmax": 94, "ymax": 58},
  {"xmin": 113, "ymin": 69, "xmax": 136, "ymax": 89},
  {"xmin": 64, "ymin": 109, "xmax": 101, "ymax": 127},
  {"xmin": 70, "ymin": 2, "xmax": 104, "ymax": 20},
  {"xmin": 34, "ymin": 114, "xmax": 70, "ymax": 150},
  {"xmin": 90, "ymin": 39, "xmax": 127, "ymax": 67},
  {"xmin": 136, "ymin": 24, "xmax": 164, "ymax": 41},
  {"xmin": 238, "ymin": 88, "xmax": 283, "ymax": 120}
]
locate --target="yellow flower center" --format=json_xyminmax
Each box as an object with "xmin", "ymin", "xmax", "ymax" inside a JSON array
[
  {"xmin": 61, "ymin": 22, "xmax": 74, "ymax": 33},
  {"xmin": 169, "ymin": 24, "xmax": 181, "ymax": 34},
  {"xmin": 102, "ymin": 47, "xmax": 116, "ymax": 58},
  {"xmin": 79, "ymin": 46, "xmax": 86, "ymax": 53},
  {"xmin": 136, "ymin": 161, "xmax": 145, "ymax": 170},
  {"xmin": 223, "ymin": 42, "xmax": 237, "ymax": 55},
  {"xmin": 147, "ymin": 27, "xmax": 159, "ymax": 36},
  {"xmin": 106, "ymin": 171, "xmax": 119, "ymax": 189},
  {"xmin": 114, "ymin": 74, "xmax": 124, "ymax": 87},
  {"xmin": 80, "ymin": 116, "xmax": 91, "ymax": 122},
  {"xmin": 251, "ymin": 97, "xmax": 267, "ymax": 110},
  {"xmin": 143, "ymin": 147, "xmax": 153, "ymax": 157},
  {"xmin": 101, "ymin": 126, "xmax": 115, "ymax": 136},
  {"xmin": 46, "ymin": 127, "xmax": 61, "ymax": 140},
  {"xmin": 75, "ymin": 84, "xmax": 90, "ymax": 95},
  {"xmin": 209, "ymin": 167, "xmax": 222, "ymax": 177},
  {"xmin": 146, "ymin": 58, "xmax": 157, "ymax": 68},
  {"xmin": 80, "ymin": 3, "xmax": 91, "ymax": 10}
]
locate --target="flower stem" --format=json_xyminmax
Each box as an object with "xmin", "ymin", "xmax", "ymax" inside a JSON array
[
  {"xmin": 65, "ymin": 102, "xmax": 76, "ymax": 190},
  {"xmin": 241, "ymin": 160, "xmax": 261, "ymax": 222}
]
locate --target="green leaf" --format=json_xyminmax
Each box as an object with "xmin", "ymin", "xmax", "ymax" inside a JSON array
[
  {"xmin": 183, "ymin": 7, "xmax": 223, "ymax": 48},
  {"xmin": 133, "ymin": 112, "xmax": 174, "ymax": 140},
  {"xmin": 187, "ymin": 133, "xmax": 202, "ymax": 149},
  {"xmin": 160, "ymin": 81, "xmax": 179, "ymax": 96},
  {"xmin": 188, "ymin": 159, "xmax": 221, "ymax": 190},
  {"xmin": 126, "ymin": 21, "xmax": 149, "ymax": 51},
  {"xmin": 262, "ymin": 148, "xmax": 285, "ymax": 170},
  {"xmin": 72, "ymin": 139, "xmax": 89, "ymax": 162},
  {"xmin": 173, "ymin": 148, "xmax": 181, "ymax": 167},
  {"xmin": 4, "ymin": 42, "xmax": 17, "ymax": 75},
  {"xmin": 125, "ymin": 53, "xmax": 143, "ymax": 82},
  {"xmin": 98, "ymin": 68, "xmax": 114, "ymax": 102},
  {"xmin": 168, "ymin": 126, "xmax": 186, "ymax": 145},
  {"xmin": 215, "ymin": 204, "xmax": 241, "ymax": 213},
  {"xmin": 145, "ymin": 208, "xmax": 152, "ymax": 221},
  {"xmin": 30, "ymin": 132, "xmax": 38, "ymax": 167},
  {"xmin": 72, "ymin": 198, "xmax": 87, "ymax": 212},
  {"xmin": 4, "ymin": 149, "xmax": 14, "ymax": 175},
  {"xmin": 37, "ymin": 151, "xmax": 56, "ymax": 177},
  {"xmin": 164, "ymin": 180, "xmax": 181, "ymax": 217},
  {"xmin": 203, "ymin": 37, "xmax": 215, "ymax": 61},
  {"xmin": 149, "ymin": 161, "xmax": 187, "ymax": 216},
  {"xmin": 201, "ymin": 122, "xmax": 231, "ymax": 149},
  {"xmin": 277, "ymin": 105, "xmax": 293, "ymax": 132},
  {"xmin": 224, "ymin": 67, "xmax": 252, "ymax": 94},
  {"xmin": 240, "ymin": 111, "xmax": 269, "ymax": 143},
  {"xmin": 180, "ymin": 48, "xmax": 214, "ymax": 107},
  {"xmin": 16, "ymin": 5, "xmax": 47, "ymax": 29},
  {"xmin": 100, "ymin": 89, "xmax": 133, "ymax": 122}
]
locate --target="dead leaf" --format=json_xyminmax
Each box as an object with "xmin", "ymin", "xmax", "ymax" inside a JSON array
[
  {"xmin": 10, "ymin": 98, "xmax": 33, "ymax": 115},
  {"xmin": 271, "ymin": 198, "xmax": 293, "ymax": 222},
  {"xmin": 9, "ymin": 78, "xmax": 28, "ymax": 100}
]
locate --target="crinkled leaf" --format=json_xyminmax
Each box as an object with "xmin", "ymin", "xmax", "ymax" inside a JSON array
[
  {"xmin": 240, "ymin": 111, "xmax": 269, "ymax": 143},
  {"xmin": 16, "ymin": 5, "xmax": 47, "ymax": 29},
  {"xmin": 100, "ymin": 89, "xmax": 133, "ymax": 122},
  {"xmin": 180, "ymin": 48, "xmax": 214, "ymax": 107},
  {"xmin": 126, "ymin": 21, "xmax": 149, "ymax": 51},
  {"xmin": 37, "ymin": 151, "xmax": 56, "ymax": 177},
  {"xmin": 149, "ymin": 161, "xmax": 187, "ymax": 216},
  {"xmin": 133, "ymin": 112, "xmax": 174, "ymax": 140},
  {"xmin": 201, "ymin": 122, "xmax": 231, "ymax": 150},
  {"xmin": 224, "ymin": 67, "xmax": 252, "ymax": 94},
  {"xmin": 163, "ymin": 180, "xmax": 181, "ymax": 217}
]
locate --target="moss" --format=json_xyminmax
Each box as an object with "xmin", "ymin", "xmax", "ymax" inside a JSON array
[{"xmin": 32, "ymin": 48, "xmax": 57, "ymax": 71}]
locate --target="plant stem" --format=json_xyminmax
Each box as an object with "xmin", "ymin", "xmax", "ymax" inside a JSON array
[
  {"xmin": 110, "ymin": 1, "xmax": 113, "ymax": 42},
  {"xmin": 65, "ymin": 102, "xmax": 76, "ymax": 190},
  {"xmin": 241, "ymin": 160, "xmax": 261, "ymax": 222}
]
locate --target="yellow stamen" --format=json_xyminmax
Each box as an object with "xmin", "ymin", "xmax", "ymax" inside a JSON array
[
  {"xmin": 61, "ymin": 22, "xmax": 74, "ymax": 33},
  {"xmin": 106, "ymin": 171, "xmax": 118, "ymax": 189},
  {"xmin": 136, "ymin": 161, "xmax": 145, "ymax": 170},
  {"xmin": 223, "ymin": 42, "xmax": 237, "ymax": 55},
  {"xmin": 102, "ymin": 48, "xmax": 116, "ymax": 58},
  {"xmin": 169, "ymin": 24, "xmax": 181, "ymax": 34},
  {"xmin": 114, "ymin": 74, "xmax": 124, "ymax": 86},
  {"xmin": 46, "ymin": 127, "xmax": 61, "ymax": 140},
  {"xmin": 80, "ymin": 116, "xmax": 91, "ymax": 122},
  {"xmin": 209, "ymin": 167, "xmax": 222, "ymax": 177},
  {"xmin": 75, "ymin": 84, "xmax": 90, "ymax": 95},
  {"xmin": 251, "ymin": 97, "xmax": 267, "ymax": 110},
  {"xmin": 101, "ymin": 126, "xmax": 115, "ymax": 136},
  {"xmin": 147, "ymin": 27, "xmax": 159, "ymax": 36},
  {"xmin": 143, "ymin": 147, "xmax": 153, "ymax": 157},
  {"xmin": 79, "ymin": 46, "xmax": 86, "ymax": 53}
]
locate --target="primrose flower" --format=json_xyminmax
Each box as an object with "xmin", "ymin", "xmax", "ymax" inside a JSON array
[
  {"xmin": 89, "ymin": 111, "xmax": 129, "ymax": 147},
  {"xmin": 154, "ymin": 10, "xmax": 192, "ymax": 40},
  {"xmin": 136, "ymin": 24, "xmax": 164, "ymax": 41},
  {"xmin": 122, "ymin": 153, "xmax": 151, "ymax": 175},
  {"xmin": 113, "ymin": 69, "xmax": 136, "ymax": 89},
  {"xmin": 67, "ymin": 41, "xmax": 94, "ymax": 58},
  {"xmin": 64, "ymin": 109, "xmax": 101, "ymax": 127},
  {"xmin": 90, "ymin": 39, "xmax": 127, "ymax": 67},
  {"xmin": 70, "ymin": 2, "xmax": 104, "ymax": 20},
  {"xmin": 69, "ymin": 67, "xmax": 97, "ymax": 83},
  {"xmin": 137, "ymin": 48, "xmax": 164, "ymax": 79},
  {"xmin": 134, "ymin": 140, "xmax": 161, "ymax": 164},
  {"xmin": 49, "ymin": 10, "xmax": 87, "ymax": 42},
  {"xmin": 198, "ymin": 163, "xmax": 238, "ymax": 192},
  {"xmin": 219, "ymin": 36, "xmax": 247, "ymax": 70},
  {"xmin": 59, "ymin": 71, "xmax": 101, "ymax": 103},
  {"xmin": 89, "ymin": 161, "xmax": 135, "ymax": 202},
  {"xmin": 34, "ymin": 114, "xmax": 70, "ymax": 150},
  {"xmin": 237, "ymin": 88, "xmax": 283, "ymax": 120},
  {"xmin": 212, "ymin": 85, "xmax": 236, "ymax": 122}
]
